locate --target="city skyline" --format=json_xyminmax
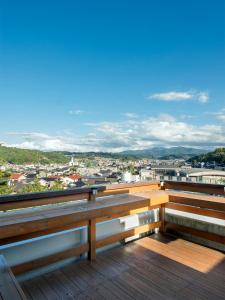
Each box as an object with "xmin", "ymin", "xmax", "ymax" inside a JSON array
[{"xmin": 1, "ymin": 1, "xmax": 225, "ymax": 152}]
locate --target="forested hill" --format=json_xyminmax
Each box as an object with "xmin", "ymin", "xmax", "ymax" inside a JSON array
[
  {"xmin": 188, "ymin": 148, "xmax": 225, "ymax": 164},
  {"xmin": 0, "ymin": 145, "xmax": 70, "ymax": 164}
]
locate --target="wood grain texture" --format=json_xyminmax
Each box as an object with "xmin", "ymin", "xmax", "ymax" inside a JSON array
[
  {"xmin": 0, "ymin": 220, "xmax": 88, "ymax": 246},
  {"xmin": 164, "ymin": 181, "xmax": 225, "ymax": 196},
  {"xmin": 0, "ymin": 181, "xmax": 160, "ymax": 211},
  {"xmin": 96, "ymin": 222, "xmax": 161, "ymax": 248},
  {"xmin": 165, "ymin": 222, "xmax": 225, "ymax": 244},
  {"xmin": 168, "ymin": 191, "xmax": 225, "ymax": 211},
  {"xmin": 21, "ymin": 234, "xmax": 225, "ymax": 300},
  {"xmin": 0, "ymin": 191, "xmax": 168, "ymax": 240},
  {"xmin": 166, "ymin": 202, "xmax": 225, "ymax": 220},
  {"xmin": 12, "ymin": 244, "xmax": 89, "ymax": 275},
  {"xmin": 88, "ymin": 219, "xmax": 96, "ymax": 261}
]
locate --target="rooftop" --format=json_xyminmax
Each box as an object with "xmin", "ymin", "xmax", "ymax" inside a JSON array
[
  {"xmin": 0, "ymin": 180, "xmax": 224, "ymax": 300},
  {"xmin": 21, "ymin": 233, "xmax": 225, "ymax": 300}
]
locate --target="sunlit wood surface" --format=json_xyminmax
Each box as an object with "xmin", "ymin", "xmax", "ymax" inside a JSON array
[{"xmin": 21, "ymin": 233, "xmax": 225, "ymax": 300}]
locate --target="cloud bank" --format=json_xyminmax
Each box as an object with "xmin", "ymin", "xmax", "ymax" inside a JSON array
[
  {"xmin": 4, "ymin": 114, "xmax": 225, "ymax": 152},
  {"xmin": 148, "ymin": 90, "xmax": 209, "ymax": 103}
]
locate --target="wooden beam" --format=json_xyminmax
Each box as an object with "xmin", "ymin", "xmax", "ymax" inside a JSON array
[
  {"xmin": 159, "ymin": 204, "xmax": 165, "ymax": 233},
  {"xmin": 0, "ymin": 181, "xmax": 161, "ymax": 211},
  {"xmin": 0, "ymin": 192, "xmax": 168, "ymax": 240},
  {"xmin": 12, "ymin": 243, "xmax": 89, "ymax": 275},
  {"xmin": 168, "ymin": 191, "xmax": 225, "ymax": 211},
  {"xmin": 88, "ymin": 219, "xmax": 96, "ymax": 261},
  {"xmin": 164, "ymin": 181, "xmax": 225, "ymax": 196},
  {"xmin": 0, "ymin": 205, "xmax": 162, "ymax": 245},
  {"xmin": 0, "ymin": 193, "xmax": 89, "ymax": 211},
  {"xmin": 0, "ymin": 220, "xmax": 88, "ymax": 246},
  {"xmin": 165, "ymin": 222, "xmax": 225, "ymax": 245},
  {"xmin": 96, "ymin": 205, "xmax": 161, "ymax": 223},
  {"xmin": 11, "ymin": 221, "xmax": 160, "ymax": 275},
  {"xmin": 98, "ymin": 182, "xmax": 160, "ymax": 197},
  {"xmin": 166, "ymin": 202, "xmax": 225, "ymax": 220},
  {"xmin": 96, "ymin": 222, "xmax": 161, "ymax": 248}
]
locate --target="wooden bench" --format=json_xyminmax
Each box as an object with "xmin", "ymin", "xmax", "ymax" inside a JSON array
[
  {"xmin": 165, "ymin": 191, "xmax": 225, "ymax": 245},
  {"xmin": 0, "ymin": 255, "xmax": 27, "ymax": 300},
  {"xmin": 0, "ymin": 190, "xmax": 169, "ymax": 275}
]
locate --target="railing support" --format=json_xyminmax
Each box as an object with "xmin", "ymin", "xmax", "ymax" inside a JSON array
[
  {"xmin": 88, "ymin": 187, "xmax": 98, "ymax": 201},
  {"xmin": 88, "ymin": 219, "xmax": 96, "ymax": 261},
  {"xmin": 159, "ymin": 204, "xmax": 165, "ymax": 233}
]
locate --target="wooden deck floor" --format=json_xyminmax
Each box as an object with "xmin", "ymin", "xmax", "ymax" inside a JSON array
[{"xmin": 21, "ymin": 234, "xmax": 225, "ymax": 300}]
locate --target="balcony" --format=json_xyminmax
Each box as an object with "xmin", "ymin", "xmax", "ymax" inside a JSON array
[{"xmin": 0, "ymin": 181, "xmax": 224, "ymax": 299}]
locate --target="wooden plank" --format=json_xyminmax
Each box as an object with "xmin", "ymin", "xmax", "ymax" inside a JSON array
[
  {"xmin": 88, "ymin": 219, "xmax": 96, "ymax": 261},
  {"xmin": 159, "ymin": 204, "xmax": 165, "ymax": 233},
  {"xmin": 0, "ymin": 255, "xmax": 27, "ymax": 299},
  {"xmin": 133, "ymin": 190, "xmax": 169, "ymax": 206},
  {"xmin": 96, "ymin": 205, "xmax": 161, "ymax": 223},
  {"xmin": 165, "ymin": 222, "xmax": 225, "ymax": 244},
  {"xmin": 164, "ymin": 181, "xmax": 225, "ymax": 196},
  {"xmin": 20, "ymin": 235, "xmax": 225, "ymax": 300},
  {"xmin": 96, "ymin": 222, "xmax": 161, "ymax": 248},
  {"xmin": 98, "ymin": 182, "xmax": 160, "ymax": 197},
  {"xmin": 0, "ymin": 191, "xmax": 168, "ymax": 240},
  {"xmin": 0, "ymin": 193, "xmax": 89, "ymax": 211},
  {"xmin": 104, "ymin": 181, "xmax": 160, "ymax": 190},
  {"xmin": 1, "ymin": 204, "xmax": 161, "ymax": 245},
  {"xmin": 0, "ymin": 220, "xmax": 88, "ymax": 246},
  {"xmin": 11, "ymin": 221, "xmax": 159, "ymax": 275},
  {"xmin": 168, "ymin": 191, "xmax": 225, "ymax": 211},
  {"xmin": 12, "ymin": 244, "xmax": 89, "ymax": 275},
  {"xmin": 0, "ymin": 182, "xmax": 160, "ymax": 211},
  {"xmin": 166, "ymin": 202, "xmax": 225, "ymax": 220}
]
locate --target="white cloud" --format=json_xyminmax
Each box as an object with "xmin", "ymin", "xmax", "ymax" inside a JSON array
[
  {"xmin": 197, "ymin": 92, "xmax": 209, "ymax": 103},
  {"xmin": 4, "ymin": 114, "xmax": 225, "ymax": 152},
  {"xmin": 204, "ymin": 108, "xmax": 225, "ymax": 122},
  {"xmin": 148, "ymin": 90, "xmax": 209, "ymax": 103},
  {"xmin": 68, "ymin": 109, "xmax": 84, "ymax": 115},
  {"xmin": 217, "ymin": 114, "xmax": 225, "ymax": 121},
  {"xmin": 123, "ymin": 112, "xmax": 138, "ymax": 119}
]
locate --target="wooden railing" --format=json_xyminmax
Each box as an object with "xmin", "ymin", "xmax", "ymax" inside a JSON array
[
  {"xmin": 0, "ymin": 180, "xmax": 224, "ymax": 277},
  {"xmin": 163, "ymin": 181, "xmax": 225, "ymax": 246},
  {"xmin": 0, "ymin": 181, "xmax": 161, "ymax": 211},
  {"xmin": 0, "ymin": 182, "xmax": 167, "ymax": 275},
  {"xmin": 163, "ymin": 180, "xmax": 225, "ymax": 196}
]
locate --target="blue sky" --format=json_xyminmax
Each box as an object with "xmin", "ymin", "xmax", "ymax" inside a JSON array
[{"xmin": 0, "ymin": 0, "xmax": 225, "ymax": 151}]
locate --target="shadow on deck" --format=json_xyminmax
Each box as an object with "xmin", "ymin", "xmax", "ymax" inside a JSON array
[{"xmin": 21, "ymin": 233, "xmax": 225, "ymax": 300}]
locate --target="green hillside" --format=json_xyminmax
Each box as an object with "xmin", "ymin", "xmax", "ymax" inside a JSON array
[
  {"xmin": 188, "ymin": 148, "xmax": 225, "ymax": 164},
  {"xmin": 0, "ymin": 145, "xmax": 70, "ymax": 164}
]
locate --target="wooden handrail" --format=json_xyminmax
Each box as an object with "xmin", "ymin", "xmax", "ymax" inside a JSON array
[
  {"xmin": 164, "ymin": 180, "xmax": 225, "ymax": 196},
  {"xmin": 165, "ymin": 190, "xmax": 225, "ymax": 247},
  {"xmin": 1, "ymin": 181, "xmax": 225, "ymax": 276},
  {"xmin": 0, "ymin": 181, "xmax": 161, "ymax": 211},
  {"xmin": 0, "ymin": 190, "xmax": 168, "ymax": 275}
]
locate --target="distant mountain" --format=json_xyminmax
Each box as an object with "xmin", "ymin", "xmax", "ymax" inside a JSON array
[
  {"xmin": 120, "ymin": 147, "xmax": 208, "ymax": 159},
  {"xmin": 188, "ymin": 148, "xmax": 225, "ymax": 164},
  {"xmin": 0, "ymin": 146, "xmax": 70, "ymax": 164},
  {"xmin": 0, "ymin": 145, "xmax": 209, "ymax": 165}
]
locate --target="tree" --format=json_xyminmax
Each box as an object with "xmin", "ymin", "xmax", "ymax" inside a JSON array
[
  {"xmin": 50, "ymin": 182, "xmax": 64, "ymax": 191},
  {"xmin": 127, "ymin": 164, "xmax": 138, "ymax": 175},
  {"xmin": 0, "ymin": 171, "xmax": 11, "ymax": 179},
  {"xmin": 0, "ymin": 185, "xmax": 13, "ymax": 195},
  {"xmin": 20, "ymin": 180, "xmax": 48, "ymax": 193}
]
